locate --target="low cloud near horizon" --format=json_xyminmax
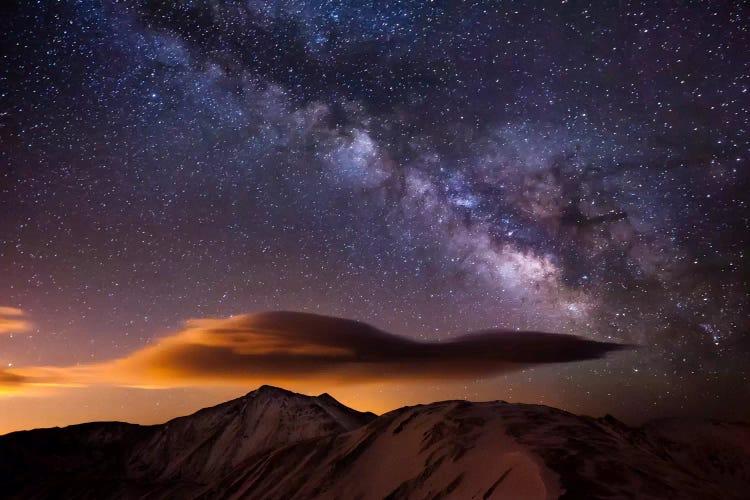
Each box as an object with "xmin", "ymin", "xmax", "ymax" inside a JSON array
[
  {"xmin": 0, "ymin": 311, "xmax": 630, "ymax": 393},
  {"xmin": 0, "ymin": 307, "xmax": 32, "ymax": 336}
]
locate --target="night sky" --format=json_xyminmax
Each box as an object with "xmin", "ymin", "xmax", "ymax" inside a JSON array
[{"xmin": 1, "ymin": 0, "xmax": 749, "ymax": 433}]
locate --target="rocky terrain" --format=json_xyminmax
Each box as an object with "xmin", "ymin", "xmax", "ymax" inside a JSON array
[{"xmin": 1, "ymin": 385, "xmax": 749, "ymax": 499}]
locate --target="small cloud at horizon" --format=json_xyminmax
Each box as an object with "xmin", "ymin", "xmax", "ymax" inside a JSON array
[{"xmin": 0, "ymin": 307, "xmax": 32, "ymax": 336}]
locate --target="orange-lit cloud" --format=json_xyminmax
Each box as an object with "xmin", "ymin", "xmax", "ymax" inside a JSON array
[
  {"xmin": 0, "ymin": 311, "xmax": 629, "ymax": 392},
  {"xmin": 0, "ymin": 307, "xmax": 32, "ymax": 335}
]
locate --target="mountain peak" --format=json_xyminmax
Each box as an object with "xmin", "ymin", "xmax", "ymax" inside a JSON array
[
  {"xmin": 316, "ymin": 391, "xmax": 338, "ymax": 402},
  {"xmin": 246, "ymin": 384, "xmax": 295, "ymax": 398}
]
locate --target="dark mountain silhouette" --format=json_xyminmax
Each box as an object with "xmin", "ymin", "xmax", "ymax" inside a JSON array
[{"xmin": 1, "ymin": 386, "xmax": 749, "ymax": 499}]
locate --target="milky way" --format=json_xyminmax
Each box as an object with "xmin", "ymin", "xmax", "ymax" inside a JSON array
[{"xmin": 1, "ymin": 1, "xmax": 749, "ymax": 425}]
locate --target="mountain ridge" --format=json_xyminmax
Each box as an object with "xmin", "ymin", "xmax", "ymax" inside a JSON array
[{"xmin": 1, "ymin": 386, "xmax": 749, "ymax": 499}]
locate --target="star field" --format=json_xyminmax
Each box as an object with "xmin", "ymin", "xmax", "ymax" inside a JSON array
[{"xmin": 1, "ymin": 0, "xmax": 749, "ymax": 428}]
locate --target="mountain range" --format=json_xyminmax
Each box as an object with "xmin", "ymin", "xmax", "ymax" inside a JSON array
[{"xmin": 1, "ymin": 385, "xmax": 749, "ymax": 499}]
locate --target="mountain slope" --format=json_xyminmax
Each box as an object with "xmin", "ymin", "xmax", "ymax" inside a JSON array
[
  {"xmin": 203, "ymin": 400, "xmax": 561, "ymax": 499},
  {"xmin": 127, "ymin": 385, "xmax": 375, "ymax": 482},
  {"xmin": 0, "ymin": 386, "xmax": 748, "ymax": 499}
]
